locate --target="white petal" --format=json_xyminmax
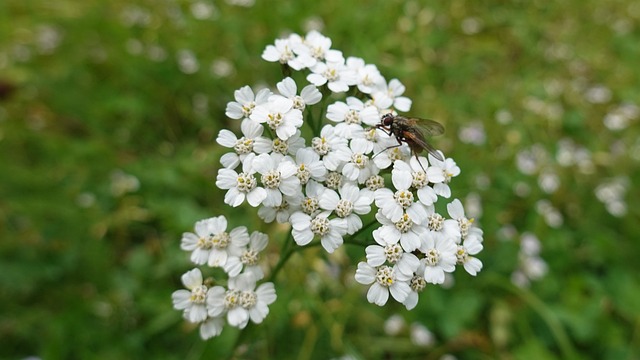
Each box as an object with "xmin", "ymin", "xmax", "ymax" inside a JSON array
[
  {"xmin": 367, "ymin": 283, "xmax": 389, "ymax": 306},
  {"xmin": 319, "ymin": 189, "xmax": 340, "ymax": 210},
  {"xmin": 300, "ymin": 85, "xmax": 322, "ymax": 105},
  {"xmin": 365, "ymin": 245, "xmax": 387, "ymax": 266},
  {"xmin": 292, "ymin": 228, "xmax": 313, "ymax": 246},
  {"xmin": 277, "ymin": 77, "xmax": 297, "ymax": 97},
  {"xmin": 181, "ymin": 268, "xmax": 203, "ymax": 289},
  {"xmin": 246, "ymin": 187, "xmax": 267, "ymax": 207},
  {"xmin": 217, "ymin": 129, "xmax": 237, "ymax": 147},
  {"xmin": 355, "ymin": 262, "xmax": 376, "ymax": 285},
  {"xmin": 389, "ymin": 281, "xmax": 410, "ymax": 302}
]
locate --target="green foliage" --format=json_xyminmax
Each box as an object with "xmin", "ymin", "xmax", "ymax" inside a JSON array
[{"xmin": 1, "ymin": 0, "xmax": 639, "ymax": 358}]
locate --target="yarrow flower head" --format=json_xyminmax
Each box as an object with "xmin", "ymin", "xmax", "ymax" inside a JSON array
[{"xmin": 173, "ymin": 30, "xmax": 485, "ymax": 340}]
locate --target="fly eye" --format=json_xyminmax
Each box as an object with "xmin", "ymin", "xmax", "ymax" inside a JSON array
[{"xmin": 382, "ymin": 114, "xmax": 393, "ymax": 125}]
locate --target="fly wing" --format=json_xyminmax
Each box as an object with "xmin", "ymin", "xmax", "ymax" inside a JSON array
[
  {"xmin": 415, "ymin": 118, "xmax": 445, "ymax": 136},
  {"xmin": 404, "ymin": 130, "xmax": 444, "ymax": 162}
]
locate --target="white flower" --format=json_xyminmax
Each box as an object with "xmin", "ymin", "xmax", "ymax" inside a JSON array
[
  {"xmin": 300, "ymin": 30, "xmax": 343, "ymax": 63},
  {"xmin": 290, "ymin": 211, "xmax": 347, "ymax": 253},
  {"xmin": 456, "ymin": 237, "xmax": 483, "ymax": 276},
  {"xmin": 224, "ymin": 231, "xmax": 269, "ymax": 279},
  {"xmin": 250, "ymin": 95, "xmax": 303, "ymax": 140},
  {"xmin": 355, "ymin": 262, "xmax": 412, "ymax": 306},
  {"xmin": 424, "ymin": 206, "xmax": 461, "ymax": 242},
  {"xmin": 311, "ymin": 125, "xmax": 351, "ymax": 171},
  {"xmin": 299, "ymin": 180, "xmax": 326, "ymax": 216},
  {"xmin": 373, "ymin": 211, "xmax": 427, "ymax": 252},
  {"xmin": 217, "ymin": 118, "xmax": 263, "ymax": 169},
  {"xmin": 403, "ymin": 271, "xmax": 427, "ymax": 310},
  {"xmin": 293, "ymin": 147, "xmax": 327, "ymax": 185},
  {"xmin": 254, "ymin": 130, "xmax": 305, "ymax": 156},
  {"xmin": 171, "ymin": 268, "xmax": 211, "ymax": 323},
  {"xmin": 342, "ymin": 138, "xmax": 378, "ymax": 183},
  {"xmin": 307, "ymin": 59, "xmax": 357, "ymax": 93},
  {"xmin": 327, "ymin": 97, "xmax": 380, "ymax": 138},
  {"xmin": 207, "ymin": 273, "xmax": 277, "ymax": 329},
  {"xmin": 366, "ymin": 230, "xmax": 420, "ymax": 276},
  {"xmin": 276, "ymin": 77, "xmax": 321, "ymax": 111},
  {"xmin": 346, "ymin": 56, "xmax": 384, "ymax": 94},
  {"xmin": 262, "ymin": 34, "xmax": 305, "ymax": 69},
  {"xmin": 419, "ymin": 233, "xmax": 457, "ymax": 284},
  {"xmin": 257, "ymin": 194, "xmax": 301, "ymax": 224},
  {"xmin": 180, "ymin": 216, "xmax": 250, "ymax": 267},
  {"xmin": 216, "ymin": 153, "xmax": 267, "ymax": 207},
  {"xmin": 446, "ymin": 199, "xmax": 474, "ymax": 242},
  {"xmin": 372, "ymin": 78, "xmax": 412, "ymax": 112},
  {"xmin": 428, "ymin": 152, "xmax": 460, "ymax": 198},
  {"xmin": 374, "ymin": 166, "xmax": 428, "ymax": 224},
  {"xmin": 393, "ymin": 158, "xmax": 443, "ymax": 206},
  {"xmin": 225, "ymin": 85, "xmax": 271, "ymax": 120},
  {"xmin": 319, "ymin": 182, "xmax": 373, "ymax": 235},
  {"xmin": 252, "ymin": 153, "xmax": 301, "ymax": 207}
]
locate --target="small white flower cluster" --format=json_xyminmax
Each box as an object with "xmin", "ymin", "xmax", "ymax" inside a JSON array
[
  {"xmin": 511, "ymin": 232, "xmax": 548, "ymax": 288},
  {"xmin": 172, "ymin": 216, "xmax": 276, "ymax": 339},
  {"xmin": 175, "ymin": 30, "xmax": 484, "ymax": 338}
]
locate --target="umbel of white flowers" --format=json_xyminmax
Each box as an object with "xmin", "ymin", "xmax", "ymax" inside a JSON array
[{"xmin": 172, "ymin": 30, "xmax": 483, "ymax": 340}]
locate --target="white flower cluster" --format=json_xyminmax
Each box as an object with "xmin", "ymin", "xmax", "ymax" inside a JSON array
[
  {"xmin": 172, "ymin": 216, "xmax": 276, "ymax": 339},
  {"xmin": 175, "ymin": 30, "xmax": 484, "ymax": 338}
]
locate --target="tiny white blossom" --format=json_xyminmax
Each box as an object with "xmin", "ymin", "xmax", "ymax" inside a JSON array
[
  {"xmin": 374, "ymin": 211, "xmax": 427, "ymax": 252},
  {"xmin": 216, "ymin": 153, "xmax": 267, "ymax": 207},
  {"xmin": 257, "ymin": 194, "xmax": 301, "ymax": 224},
  {"xmin": 428, "ymin": 152, "xmax": 460, "ymax": 198},
  {"xmin": 207, "ymin": 273, "xmax": 277, "ymax": 329},
  {"xmin": 180, "ymin": 216, "xmax": 250, "ymax": 267},
  {"xmin": 374, "ymin": 166, "xmax": 428, "ymax": 224},
  {"xmin": 419, "ymin": 233, "xmax": 457, "ymax": 284},
  {"xmin": 224, "ymin": 231, "xmax": 269, "ymax": 279},
  {"xmin": 366, "ymin": 229, "xmax": 421, "ymax": 276},
  {"xmin": 319, "ymin": 182, "xmax": 373, "ymax": 234},
  {"xmin": 327, "ymin": 97, "xmax": 380, "ymax": 139},
  {"xmin": 290, "ymin": 211, "xmax": 347, "ymax": 253},
  {"xmin": 293, "ymin": 147, "xmax": 327, "ymax": 185},
  {"xmin": 217, "ymin": 118, "xmax": 264, "ymax": 169},
  {"xmin": 372, "ymin": 78, "xmax": 412, "ymax": 112},
  {"xmin": 276, "ymin": 77, "xmax": 322, "ymax": 110},
  {"xmin": 262, "ymin": 34, "xmax": 304, "ymax": 69},
  {"xmin": 307, "ymin": 59, "xmax": 357, "ymax": 93},
  {"xmin": 250, "ymin": 95, "xmax": 303, "ymax": 140},
  {"xmin": 394, "ymin": 158, "xmax": 442, "ymax": 206},
  {"xmin": 447, "ymin": 199, "xmax": 474, "ymax": 242},
  {"xmin": 254, "ymin": 130, "xmax": 305, "ymax": 156},
  {"xmin": 252, "ymin": 153, "xmax": 301, "ymax": 207},
  {"xmin": 355, "ymin": 262, "xmax": 412, "ymax": 306},
  {"xmin": 225, "ymin": 85, "xmax": 271, "ymax": 120},
  {"xmin": 346, "ymin": 56, "xmax": 384, "ymax": 94},
  {"xmin": 311, "ymin": 125, "xmax": 351, "ymax": 171},
  {"xmin": 299, "ymin": 30, "xmax": 343, "ymax": 63},
  {"xmin": 171, "ymin": 268, "xmax": 211, "ymax": 323},
  {"xmin": 342, "ymin": 138, "xmax": 378, "ymax": 183},
  {"xmin": 456, "ymin": 237, "xmax": 483, "ymax": 276}
]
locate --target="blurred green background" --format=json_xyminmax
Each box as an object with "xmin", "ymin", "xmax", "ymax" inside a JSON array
[{"xmin": 1, "ymin": 0, "xmax": 639, "ymax": 359}]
